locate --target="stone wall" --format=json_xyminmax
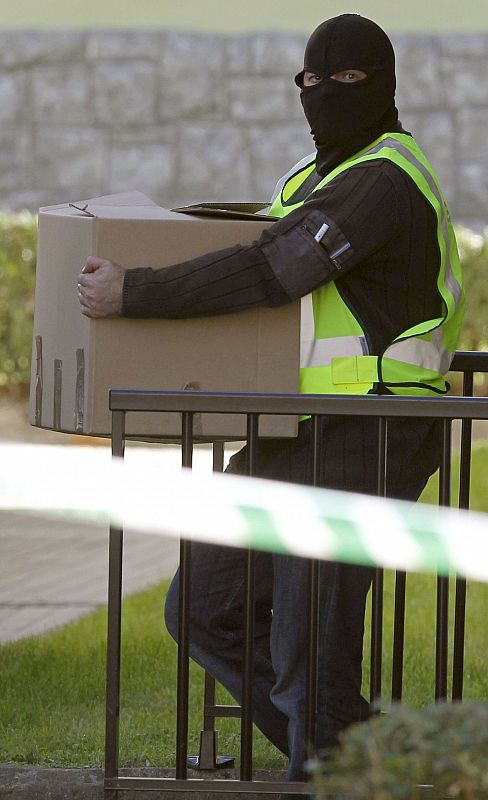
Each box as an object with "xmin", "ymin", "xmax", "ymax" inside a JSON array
[{"xmin": 1, "ymin": 29, "xmax": 487, "ymax": 229}]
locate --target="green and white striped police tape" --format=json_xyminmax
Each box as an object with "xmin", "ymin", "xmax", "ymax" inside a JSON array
[{"xmin": 1, "ymin": 442, "xmax": 487, "ymax": 582}]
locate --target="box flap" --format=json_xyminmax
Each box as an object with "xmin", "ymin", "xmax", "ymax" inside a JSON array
[
  {"xmin": 83, "ymin": 205, "xmax": 193, "ymax": 221},
  {"xmin": 39, "ymin": 195, "xmax": 279, "ymax": 222},
  {"xmin": 173, "ymin": 202, "xmax": 279, "ymax": 222},
  {"xmin": 39, "ymin": 190, "xmax": 158, "ymax": 215},
  {"xmin": 39, "ymin": 192, "xmax": 197, "ymax": 222}
]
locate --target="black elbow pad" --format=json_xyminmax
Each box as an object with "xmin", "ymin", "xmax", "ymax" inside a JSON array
[{"xmin": 259, "ymin": 209, "xmax": 354, "ymax": 299}]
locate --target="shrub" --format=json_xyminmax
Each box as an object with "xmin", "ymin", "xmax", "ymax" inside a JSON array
[
  {"xmin": 314, "ymin": 702, "xmax": 488, "ymax": 800},
  {"xmin": 0, "ymin": 215, "xmax": 486, "ymax": 395},
  {"xmin": 0, "ymin": 212, "xmax": 37, "ymax": 394},
  {"xmin": 456, "ymin": 227, "xmax": 488, "ymax": 352},
  {"xmin": 449, "ymin": 227, "xmax": 488, "ymax": 395}
]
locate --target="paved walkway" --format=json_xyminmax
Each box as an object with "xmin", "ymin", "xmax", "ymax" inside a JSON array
[
  {"xmin": 0, "ymin": 398, "xmax": 225, "ymax": 644},
  {"xmin": 0, "ymin": 510, "xmax": 180, "ymax": 643}
]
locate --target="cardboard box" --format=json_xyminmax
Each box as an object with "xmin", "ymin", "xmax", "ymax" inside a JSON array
[{"xmin": 29, "ymin": 192, "xmax": 300, "ymax": 440}]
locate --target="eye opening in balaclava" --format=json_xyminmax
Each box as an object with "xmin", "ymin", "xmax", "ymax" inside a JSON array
[
  {"xmin": 297, "ymin": 13, "xmax": 399, "ymax": 176},
  {"xmin": 294, "ymin": 67, "xmax": 380, "ymax": 88}
]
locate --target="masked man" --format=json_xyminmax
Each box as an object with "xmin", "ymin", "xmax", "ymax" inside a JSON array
[{"xmin": 79, "ymin": 14, "xmax": 464, "ymax": 785}]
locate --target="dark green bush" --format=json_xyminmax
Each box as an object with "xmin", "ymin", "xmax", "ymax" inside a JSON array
[
  {"xmin": 0, "ymin": 215, "xmax": 486, "ymax": 394},
  {"xmin": 448, "ymin": 227, "xmax": 488, "ymax": 395},
  {"xmin": 456, "ymin": 227, "xmax": 488, "ymax": 352},
  {"xmin": 314, "ymin": 702, "xmax": 488, "ymax": 800},
  {"xmin": 0, "ymin": 212, "xmax": 37, "ymax": 394}
]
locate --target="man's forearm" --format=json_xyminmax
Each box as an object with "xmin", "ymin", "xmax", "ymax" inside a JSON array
[
  {"xmin": 80, "ymin": 192, "xmax": 362, "ymax": 320},
  {"xmin": 122, "ymin": 242, "xmax": 291, "ymax": 318},
  {"xmin": 121, "ymin": 202, "xmax": 352, "ymax": 319}
]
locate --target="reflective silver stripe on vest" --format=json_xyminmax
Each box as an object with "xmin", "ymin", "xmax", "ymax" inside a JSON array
[
  {"xmin": 383, "ymin": 328, "xmax": 454, "ymax": 376},
  {"xmin": 301, "ymin": 335, "xmax": 369, "ymax": 368},
  {"xmin": 363, "ymin": 137, "xmax": 463, "ymax": 310},
  {"xmin": 302, "ymin": 286, "xmax": 452, "ymax": 377},
  {"xmin": 268, "ymin": 152, "xmax": 316, "ymax": 211},
  {"xmin": 300, "ymin": 294, "xmax": 368, "ymax": 368}
]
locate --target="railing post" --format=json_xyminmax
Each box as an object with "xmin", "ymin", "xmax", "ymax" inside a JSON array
[
  {"xmin": 240, "ymin": 414, "xmax": 259, "ymax": 781},
  {"xmin": 391, "ymin": 570, "xmax": 407, "ymax": 702},
  {"xmin": 305, "ymin": 416, "xmax": 320, "ymax": 761},
  {"xmin": 370, "ymin": 417, "xmax": 387, "ymax": 703},
  {"xmin": 453, "ymin": 370, "xmax": 474, "ymax": 700},
  {"xmin": 200, "ymin": 441, "xmax": 221, "ymax": 769},
  {"xmin": 391, "ymin": 408, "xmax": 407, "ymax": 699},
  {"xmin": 176, "ymin": 412, "xmax": 194, "ymax": 778},
  {"xmin": 104, "ymin": 409, "xmax": 126, "ymax": 800},
  {"xmin": 190, "ymin": 441, "xmax": 237, "ymax": 770},
  {"xmin": 435, "ymin": 418, "xmax": 452, "ymax": 701}
]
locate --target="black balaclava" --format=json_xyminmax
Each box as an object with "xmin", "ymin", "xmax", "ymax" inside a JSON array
[{"xmin": 295, "ymin": 14, "xmax": 400, "ymax": 176}]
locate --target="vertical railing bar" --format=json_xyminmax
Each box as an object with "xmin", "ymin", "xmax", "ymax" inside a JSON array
[
  {"xmin": 391, "ymin": 403, "xmax": 406, "ymax": 702},
  {"xmin": 452, "ymin": 575, "xmax": 467, "ymax": 702},
  {"xmin": 370, "ymin": 417, "xmax": 387, "ymax": 703},
  {"xmin": 240, "ymin": 413, "xmax": 259, "ymax": 782},
  {"xmin": 438, "ymin": 417, "xmax": 452, "ymax": 507},
  {"xmin": 176, "ymin": 412, "xmax": 194, "ymax": 779},
  {"xmin": 203, "ymin": 672, "xmax": 217, "ymax": 733},
  {"xmin": 305, "ymin": 415, "xmax": 320, "ymax": 760},
  {"xmin": 182, "ymin": 412, "xmax": 194, "ymax": 469},
  {"xmin": 212, "ymin": 440, "xmax": 225, "ymax": 473},
  {"xmin": 435, "ymin": 417, "xmax": 452, "ymax": 701},
  {"xmin": 391, "ymin": 570, "xmax": 406, "ymax": 702},
  {"xmin": 200, "ymin": 441, "xmax": 226, "ymax": 735},
  {"xmin": 105, "ymin": 409, "xmax": 126, "ymax": 792},
  {"xmin": 453, "ymin": 371, "xmax": 473, "ymax": 700}
]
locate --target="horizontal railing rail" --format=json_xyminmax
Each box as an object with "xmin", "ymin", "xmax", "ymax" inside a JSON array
[
  {"xmin": 105, "ymin": 351, "xmax": 488, "ymax": 798},
  {"xmin": 110, "ymin": 390, "xmax": 488, "ymax": 419},
  {"xmin": 450, "ymin": 350, "xmax": 488, "ymax": 372}
]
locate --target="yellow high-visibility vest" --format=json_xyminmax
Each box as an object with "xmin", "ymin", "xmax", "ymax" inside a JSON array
[{"xmin": 269, "ymin": 133, "xmax": 465, "ymax": 396}]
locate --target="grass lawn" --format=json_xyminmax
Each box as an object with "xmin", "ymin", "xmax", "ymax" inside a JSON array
[{"xmin": 1, "ymin": 445, "xmax": 487, "ymax": 769}]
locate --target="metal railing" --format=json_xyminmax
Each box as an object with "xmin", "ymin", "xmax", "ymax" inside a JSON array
[{"xmin": 104, "ymin": 350, "xmax": 488, "ymax": 797}]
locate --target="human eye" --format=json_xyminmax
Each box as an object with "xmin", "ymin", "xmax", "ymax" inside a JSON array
[
  {"xmin": 303, "ymin": 72, "xmax": 323, "ymax": 87},
  {"xmin": 331, "ymin": 69, "xmax": 367, "ymax": 83}
]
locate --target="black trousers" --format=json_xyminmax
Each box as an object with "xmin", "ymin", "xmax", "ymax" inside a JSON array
[{"xmin": 165, "ymin": 415, "xmax": 442, "ymax": 779}]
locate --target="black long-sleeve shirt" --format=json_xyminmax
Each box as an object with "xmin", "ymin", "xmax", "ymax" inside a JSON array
[
  {"xmin": 122, "ymin": 154, "xmax": 446, "ymax": 494},
  {"xmin": 122, "ymin": 158, "xmax": 442, "ymax": 358}
]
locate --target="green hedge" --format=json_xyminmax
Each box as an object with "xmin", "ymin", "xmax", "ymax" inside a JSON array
[
  {"xmin": 0, "ymin": 212, "xmax": 37, "ymax": 392},
  {"xmin": 0, "ymin": 215, "xmax": 486, "ymax": 393},
  {"xmin": 455, "ymin": 227, "xmax": 488, "ymax": 351},
  {"xmin": 314, "ymin": 701, "xmax": 488, "ymax": 800}
]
